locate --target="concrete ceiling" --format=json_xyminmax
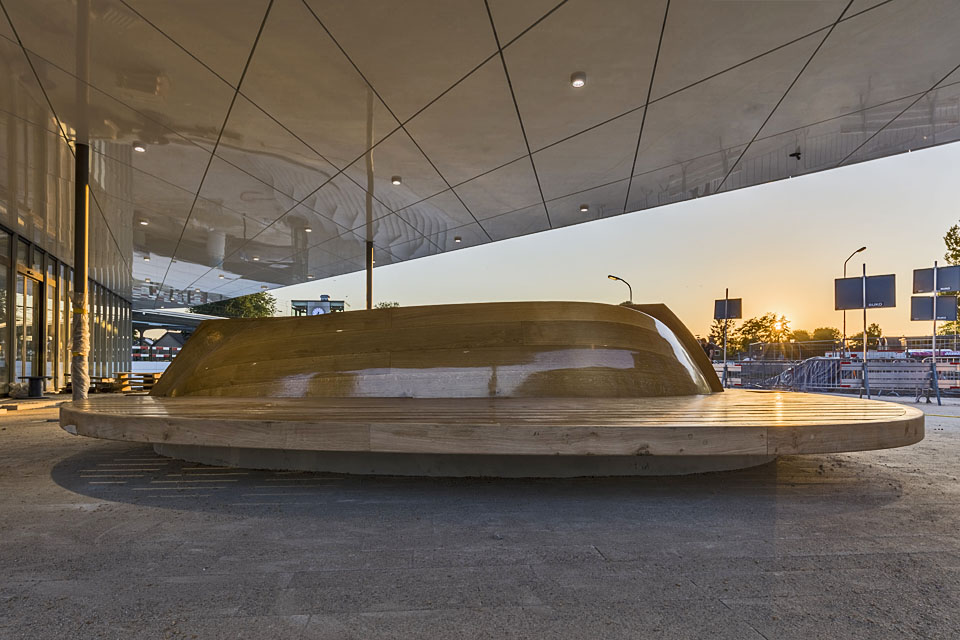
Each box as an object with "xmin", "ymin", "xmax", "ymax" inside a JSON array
[{"xmin": 1, "ymin": 0, "xmax": 959, "ymax": 308}]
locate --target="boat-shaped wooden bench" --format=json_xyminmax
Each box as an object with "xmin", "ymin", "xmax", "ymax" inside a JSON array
[{"xmin": 60, "ymin": 302, "xmax": 923, "ymax": 477}]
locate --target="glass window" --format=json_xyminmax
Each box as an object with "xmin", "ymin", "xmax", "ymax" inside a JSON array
[{"xmin": 0, "ymin": 230, "xmax": 9, "ymax": 386}]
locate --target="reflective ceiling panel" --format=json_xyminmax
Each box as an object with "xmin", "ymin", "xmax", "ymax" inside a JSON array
[
  {"xmin": 634, "ymin": 33, "xmax": 821, "ymax": 178},
  {"xmin": 404, "ymin": 56, "xmax": 527, "ymax": 185},
  {"xmin": 533, "ymin": 107, "xmax": 645, "ymax": 200},
  {"xmin": 453, "ymin": 156, "xmax": 542, "ymax": 221},
  {"xmin": 761, "ymin": 0, "xmax": 960, "ymax": 138},
  {"xmin": 547, "ymin": 181, "xmax": 629, "ymax": 229},
  {"xmin": 343, "ymin": 128, "xmax": 448, "ymax": 212},
  {"xmin": 652, "ymin": 0, "xmax": 846, "ymax": 100},
  {"xmin": 503, "ymin": 0, "xmax": 664, "ymax": 150},
  {"xmin": 121, "ymin": 0, "xmax": 269, "ymax": 86},
  {"xmin": 486, "ymin": 0, "xmax": 560, "ymax": 45},
  {"xmin": 480, "ymin": 203, "xmax": 551, "ymax": 242},
  {"xmin": 241, "ymin": 0, "xmax": 398, "ymax": 170},
  {"xmin": 303, "ymin": 0, "xmax": 497, "ymax": 123},
  {"xmin": 1, "ymin": 0, "xmax": 957, "ymax": 308}
]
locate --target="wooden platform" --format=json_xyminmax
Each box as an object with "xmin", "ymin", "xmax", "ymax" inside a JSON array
[{"xmin": 60, "ymin": 390, "xmax": 923, "ymax": 459}]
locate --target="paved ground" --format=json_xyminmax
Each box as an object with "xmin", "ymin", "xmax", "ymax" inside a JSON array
[{"xmin": 1, "ymin": 397, "xmax": 959, "ymax": 639}]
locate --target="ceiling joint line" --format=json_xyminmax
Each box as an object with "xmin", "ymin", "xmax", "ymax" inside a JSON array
[
  {"xmin": 621, "ymin": 0, "xmax": 671, "ymax": 214},
  {"xmin": 836, "ymin": 59, "xmax": 960, "ymax": 167},
  {"xmin": 483, "ymin": 0, "xmax": 551, "ymax": 229},
  {"xmin": 124, "ymin": 0, "xmax": 446, "ymax": 256},
  {"xmin": 714, "ymin": 0, "xmax": 854, "ymax": 194},
  {"xmin": 299, "ymin": 0, "xmax": 492, "ymax": 243},
  {"xmin": 156, "ymin": 0, "xmax": 275, "ymax": 305},
  {"xmin": 0, "ymin": 0, "xmax": 131, "ymax": 273}
]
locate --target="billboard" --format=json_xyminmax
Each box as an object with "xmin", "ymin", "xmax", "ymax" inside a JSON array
[
  {"xmin": 834, "ymin": 274, "xmax": 896, "ymax": 310},
  {"xmin": 713, "ymin": 298, "xmax": 742, "ymax": 320},
  {"xmin": 910, "ymin": 296, "xmax": 958, "ymax": 322},
  {"xmin": 913, "ymin": 265, "xmax": 960, "ymax": 294}
]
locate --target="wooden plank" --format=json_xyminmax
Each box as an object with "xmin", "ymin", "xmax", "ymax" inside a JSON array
[{"xmin": 60, "ymin": 390, "xmax": 924, "ymax": 457}]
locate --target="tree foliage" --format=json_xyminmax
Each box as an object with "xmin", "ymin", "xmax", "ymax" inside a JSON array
[
  {"xmin": 190, "ymin": 291, "xmax": 277, "ymax": 318},
  {"xmin": 736, "ymin": 313, "xmax": 790, "ymax": 350},
  {"xmin": 848, "ymin": 322, "xmax": 883, "ymax": 349},
  {"xmin": 945, "ymin": 223, "xmax": 960, "ymax": 266},
  {"xmin": 811, "ymin": 326, "xmax": 841, "ymax": 341},
  {"xmin": 374, "ymin": 301, "xmax": 400, "ymax": 309}
]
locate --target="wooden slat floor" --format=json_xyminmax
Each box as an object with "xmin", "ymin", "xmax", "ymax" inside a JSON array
[{"xmin": 60, "ymin": 390, "xmax": 924, "ymax": 458}]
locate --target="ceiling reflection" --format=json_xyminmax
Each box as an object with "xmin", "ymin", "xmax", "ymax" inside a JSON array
[{"xmin": 0, "ymin": 0, "xmax": 958, "ymax": 308}]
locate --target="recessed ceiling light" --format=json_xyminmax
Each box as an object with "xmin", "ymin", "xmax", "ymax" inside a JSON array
[
  {"xmin": 139, "ymin": 219, "xmax": 148, "ymax": 226},
  {"xmin": 252, "ymin": 256, "xmax": 260, "ymax": 261},
  {"xmin": 454, "ymin": 236, "xmax": 462, "ymax": 243},
  {"xmin": 144, "ymin": 278, "xmax": 151, "ymax": 283},
  {"xmin": 195, "ymin": 288, "xmax": 200, "ymax": 292},
  {"xmin": 570, "ymin": 71, "xmax": 586, "ymax": 88},
  {"xmin": 218, "ymin": 274, "xmax": 224, "ymax": 279},
  {"xmin": 307, "ymin": 274, "xmax": 314, "ymax": 279},
  {"xmin": 304, "ymin": 227, "xmax": 312, "ymax": 233},
  {"xmin": 580, "ymin": 204, "xmax": 589, "ymax": 212},
  {"xmin": 143, "ymin": 256, "xmax": 150, "ymax": 261},
  {"xmin": 133, "ymin": 142, "xmax": 146, "ymax": 153},
  {"xmin": 391, "ymin": 176, "xmax": 402, "ymax": 185}
]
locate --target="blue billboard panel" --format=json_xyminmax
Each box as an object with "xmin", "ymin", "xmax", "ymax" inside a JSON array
[
  {"xmin": 835, "ymin": 274, "xmax": 896, "ymax": 310},
  {"xmin": 911, "ymin": 296, "xmax": 958, "ymax": 322},
  {"xmin": 713, "ymin": 298, "xmax": 742, "ymax": 320},
  {"xmin": 914, "ymin": 266, "xmax": 960, "ymax": 293}
]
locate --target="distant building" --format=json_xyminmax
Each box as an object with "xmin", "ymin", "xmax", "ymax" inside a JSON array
[{"xmin": 292, "ymin": 295, "xmax": 345, "ymax": 316}]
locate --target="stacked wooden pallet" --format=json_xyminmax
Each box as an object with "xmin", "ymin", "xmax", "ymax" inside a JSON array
[{"xmin": 115, "ymin": 371, "xmax": 163, "ymax": 393}]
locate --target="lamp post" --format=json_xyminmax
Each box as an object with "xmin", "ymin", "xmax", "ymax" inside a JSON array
[
  {"xmin": 607, "ymin": 274, "xmax": 632, "ymax": 303},
  {"xmin": 842, "ymin": 246, "xmax": 867, "ymax": 353}
]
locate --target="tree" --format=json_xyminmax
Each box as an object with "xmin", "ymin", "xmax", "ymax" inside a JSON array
[
  {"xmin": 190, "ymin": 291, "xmax": 277, "ymax": 318},
  {"xmin": 811, "ymin": 326, "xmax": 841, "ymax": 342},
  {"xmin": 848, "ymin": 322, "xmax": 882, "ymax": 349},
  {"xmin": 790, "ymin": 329, "xmax": 812, "ymax": 342},
  {"xmin": 945, "ymin": 223, "xmax": 960, "ymax": 265},
  {"xmin": 706, "ymin": 318, "xmax": 741, "ymax": 355},
  {"xmin": 374, "ymin": 301, "xmax": 400, "ymax": 309},
  {"xmin": 737, "ymin": 313, "xmax": 790, "ymax": 350}
]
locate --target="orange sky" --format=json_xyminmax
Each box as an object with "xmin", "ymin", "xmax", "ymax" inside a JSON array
[{"xmin": 274, "ymin": 143, "xmax": 960, "ymax": 339}]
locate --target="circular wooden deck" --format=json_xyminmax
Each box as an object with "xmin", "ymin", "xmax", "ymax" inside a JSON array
[{"xmin": 60, "ymin": 390, "xmax": 923, "ymax": 463}]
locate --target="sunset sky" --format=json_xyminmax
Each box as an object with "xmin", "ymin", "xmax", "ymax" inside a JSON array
[{"xmin": 272, "ymin": 143, "xmax": 960, "ymax": 339}]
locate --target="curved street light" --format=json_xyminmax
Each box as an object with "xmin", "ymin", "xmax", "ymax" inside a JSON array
[
  {"xmin": 607, "ymin": 274, "xmax": 633, "ymax": 304},
  {"xmin": 842, "ymin": 246, "xmax": 867, "ymax": 352}
]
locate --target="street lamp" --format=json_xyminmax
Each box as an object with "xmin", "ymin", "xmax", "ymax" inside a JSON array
[
  {"xmin": 842, "ymin": 246, "xmax": 867, "ymax": 353},
  {"xmin": 607, "ymin": 274, "xmax": 632, "ymax": 303}
]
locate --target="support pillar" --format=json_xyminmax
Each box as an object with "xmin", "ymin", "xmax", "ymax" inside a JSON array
[{"xmin": 72, "ymin": 144, "xmax": 90, "ymax": 401}]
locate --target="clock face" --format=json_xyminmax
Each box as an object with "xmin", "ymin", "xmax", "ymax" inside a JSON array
[{"xmin": 311, "ymin": 307, "xmax": 326, "ymax": 315}]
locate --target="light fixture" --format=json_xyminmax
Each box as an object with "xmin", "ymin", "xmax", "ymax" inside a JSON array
[
  {"xmin": 143, "ymin": 256, "xmax": 150, "ymax": 261},
  {"xmin": 391, "ymin": 176, "xmax": 402, "ymax": 185},
  {"xmin": 454, "ymin": 236, "xmax": 462, "ymax": 243},
  {"xmin": 144, "ymin": 278, "xmax": 151, "ymax": 283},
  {"xmin": 252, "ymin": 256, "xmax": 260, "ymax": 261},
  {"xmin": 261, "ymin": 285, "xmax": 268, "ymax": 290},
  {"xmin": 304, "ymin": 227, "xmax": 313, "ymax": 233},
  {"xmin": 372, "ymin": 260, "xmax": 376, "ymax": 265},
  {"xmin": 580, "ymin": 204, "xmax": 589, "ymax": 212},
  {"xmin": 307, "ymin": 274, "xmax": 314, "ymax": 279},
  {"xmin": 133, "ymin": 142, "xmax": 146, "ymax": 153},
  {"xmin": 218, "ymin": 274, "xmax": 224, "ymax": 279},
  {"xmin": 195, "ymin": 288, "xmax": 200, "ymax": 292},
  {"xmin": 570, "ymin": 71, "xmax": 586, "ymax": 88},
  {"xmin": 139, "ymin": 219, "xmax": 149, "ymax": 226}
]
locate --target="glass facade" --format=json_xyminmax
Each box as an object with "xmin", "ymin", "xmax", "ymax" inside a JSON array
[{"xmin": 1, "ymin": 95, "xmax": 132, "ymax": 394}]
